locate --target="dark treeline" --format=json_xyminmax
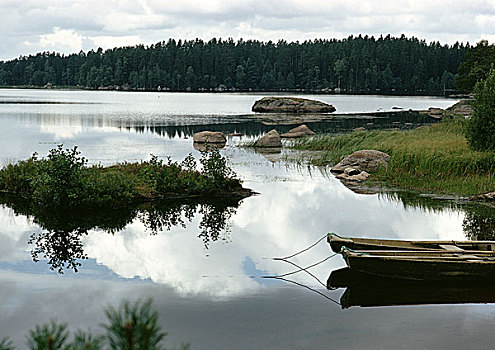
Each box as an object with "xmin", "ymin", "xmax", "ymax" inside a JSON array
[{"xmin": 0, "ymin": 34, "xmax": 468, "ymax": 95}]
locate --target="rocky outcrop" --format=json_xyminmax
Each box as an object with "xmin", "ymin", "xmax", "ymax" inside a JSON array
[
  {"xmin": 468, "ymin": 192, "xmax": 495, "ymax": 202},
  {"xmin": 281, "ymin": 124, "xmax": 316, "ymax": 138},
  {"xmin": 334, "ymin": 167, "xmax": 370, "ymax": 182},
  {"xmin": 427, "ymin": 107, "xmax": 445, "ymax": 119},
  {"xmin": 331, "ymin": 150, "xmax": 390, "ymax": 174},
  {"xmin": 446, "ymin": 99, "xmax": 473, "ymax": 117},
  {"xmin": 193, "ymin": 131, "xmax": 226, "ymax": 144},
  {"xmin": 252, "ymin": 97, "xmax": 336, "ymax": 113},
  {"xmin": 254, "ymin": 129, "xmax": 282, "ymax": 147}
]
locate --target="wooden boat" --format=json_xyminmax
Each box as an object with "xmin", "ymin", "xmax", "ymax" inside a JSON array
[
  {"xmin": 340, "ymin": 247, "xmax": 495, "ymax": 282},
  {"xmin": 328, "ymin": 233, "xmax": 495, "ymax": 253}
]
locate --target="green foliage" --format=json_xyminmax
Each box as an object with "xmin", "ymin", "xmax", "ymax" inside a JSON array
[
  {"xmin": 32, "ymin": 146, "xmax": 87, "ymax": 206},
  {"xmin": 102, "ymin": 299, "xmax": 166, "ymax": 350},
  {"xmin": 292, "ymin": 119, "xmax": 495, "ymax": 195},
  {"xmin": 0, "ymin": 35, "xmax": 466, "ymax": 95},
  {"xmin": 5, "ymin": 299, "xmax": 189, "ymax": 350},
  {"xmin": 199, "ymin": 150, "xmax": 238, "ymax": 189},
  {"xmin": 0, "ymin": 147, "xmax": 245, "ymax": 208},
  {"xmin": 465, "ymin": 67, "xmax": 495, "ymax": 151},
  {"xmin": 27, "ymin": 320, "xmax": 69, "ymax": 350},
  {"xmin": 0, "ymin": 157, "xmax": 38, "ymax": 194},
  {"xmin": 0, "ymin": 337, "xmax": 15, "ymax": 350},
  {"xmin": 457, "ymin": 40, "xmax": 495, "ymax": 93},
  {"xmin": 66, "ymin": 330, "xmax": 105, "ymax": 350}
]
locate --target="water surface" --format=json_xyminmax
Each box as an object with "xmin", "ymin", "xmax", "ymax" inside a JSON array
[{"xmin": 0, "ymin": 90, "xmax": 494, "ymax": 349}]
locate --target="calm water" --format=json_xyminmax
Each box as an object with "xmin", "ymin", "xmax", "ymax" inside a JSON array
[{"xmin": 1, "ymin": 89, "xmax": 494, "ymax": 349}]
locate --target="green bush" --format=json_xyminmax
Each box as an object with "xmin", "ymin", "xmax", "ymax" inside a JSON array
[
  {"xmin": 0, "ymin": 337, "xmax": 15, "ymax": 350},
  {"xmin": 32, "ymin": 146, "xmax": 87, "ymax": 206},
  {"xmin": 10, "ymin": 299, "xmax": 188, "ymax": 350},
  {"xmin": 26, "ymin": 320, "xmax": 69, "ymax": 350},
  {"xmin": 103, "ymin": 299, "xmax": 166, "ymax": 350},
  {"xmin": 0, "ymin": 146, "xmax": 246, "ymax": 208},
  {"xmin": 465, "ymin": 67, "xmax": 495, "ymax": 151}
]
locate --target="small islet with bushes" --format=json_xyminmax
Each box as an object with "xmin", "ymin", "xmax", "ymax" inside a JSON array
[{"xmin": 0, "ymin": 145, "xmax": 251, "ymax": 208}]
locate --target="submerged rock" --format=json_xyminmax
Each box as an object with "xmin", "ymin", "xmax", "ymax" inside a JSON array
[
  {"xmin": 193, "ymin": 131, "xmax": 227, "ymax": 144},
  {"xmin": 331, "ymin": 150, "xmax": 390, "ymax": 174},
  {"xmin": 252, "ymin": 97, "xmax": 336, "ymax": 113},
  {"xmin": 281, "ymin": 124, "xmax": 316, "ymax": 138},
  {"xmin": 254, "ymin": 129, "xmax": 282, "ymax": 147}
]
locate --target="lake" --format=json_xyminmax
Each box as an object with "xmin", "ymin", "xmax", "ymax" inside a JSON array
[{"xmin": 1, "ymin": 89, "xmax": 494, "ymax": 349}]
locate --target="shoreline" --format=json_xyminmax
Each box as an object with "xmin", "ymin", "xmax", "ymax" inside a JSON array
[
  {"xmin": 0, "ymin": 85, "xmax": 462, "ymax": 98},
  {"xmin": 290, "ymin": 117, "xmax": 494, "ymax": 198}
]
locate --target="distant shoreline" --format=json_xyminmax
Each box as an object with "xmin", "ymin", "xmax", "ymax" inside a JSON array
[{"xmin": 0, "ymin": 85, "xmax": 462, "ymax": 98}]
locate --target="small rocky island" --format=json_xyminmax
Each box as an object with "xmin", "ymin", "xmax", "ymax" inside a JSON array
[{"xmin": 252, "ymin": 97, "xmax": 336, "ymax": 113}]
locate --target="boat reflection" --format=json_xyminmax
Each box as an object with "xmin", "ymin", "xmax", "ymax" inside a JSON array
[
  {"xmin": 328, "ymin": 267, "xmax": 495, "ymax": 308},
  {"xmin": 0, "ymin": 193, "xmax": 243, "ymax": 273}
]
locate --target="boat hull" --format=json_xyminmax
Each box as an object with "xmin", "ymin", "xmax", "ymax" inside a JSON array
[{"xmin": 343, "ymin": 252, "xmax": 495, "ymax": 282}]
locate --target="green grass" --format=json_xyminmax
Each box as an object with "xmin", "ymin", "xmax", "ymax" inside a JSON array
[
  {"xmin": 0, "ymin": 146, "xmax": 247, "ymax": 208},
  {"xmin": 292, "ymin": 118, "xmax": 495, "ymax": 196}
]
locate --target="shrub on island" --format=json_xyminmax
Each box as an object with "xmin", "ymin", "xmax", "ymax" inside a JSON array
[{"xmin": 0, "ymin": 145, "xmax": 251, "ymax": 208}]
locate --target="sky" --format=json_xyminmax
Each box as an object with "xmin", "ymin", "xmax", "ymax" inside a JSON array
[{"xmin": 1, "ymin": 0, "xmax": 495, "ymax": 61}]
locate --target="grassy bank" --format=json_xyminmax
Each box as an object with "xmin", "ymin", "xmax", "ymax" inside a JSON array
[
  {"xmin": 0, "ymin": 146, "xmax": 249, "ymax": 208},
  {"xmin": 292, "ymin": 118, "xmax": 495, "ymax": 196}
]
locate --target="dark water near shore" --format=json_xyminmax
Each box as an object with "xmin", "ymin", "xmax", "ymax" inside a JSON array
[{"xmin": 1, "ymin": 89, "xmax": 495, "ymax": 349}]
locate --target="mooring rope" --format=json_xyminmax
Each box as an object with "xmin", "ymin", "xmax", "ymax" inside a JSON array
[
  {"xmin": 273, "ymin": 234, "xmax": 330, "ymax": 261},
  {"xmin": 264, "ymin": 253, "xmax": 339, "ymax": 288}
]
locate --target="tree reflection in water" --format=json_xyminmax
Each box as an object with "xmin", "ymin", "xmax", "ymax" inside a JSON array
[
  {"xmin": 462, "ymin": 205, "xmax": 495, "ymax": 240},
  {"xmin": 380, "ymin": 191, "xmax": 495, "ymax": 240},
  {"xmin": 0, "ymin": 193, "xmax": 242, "ymax": 273}
]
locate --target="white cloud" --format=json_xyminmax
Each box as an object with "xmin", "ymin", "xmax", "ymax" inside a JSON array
[
  {"xmin": 89, "ymin": 35, "xmax": 143, "ymax": 50},
  {"xmin": 1, "ymin": 1, "xmax": 495, "ymax": 59},
  {"xmin": 39, "ymin": 27, "xmax": 83, "ymax": 52}
]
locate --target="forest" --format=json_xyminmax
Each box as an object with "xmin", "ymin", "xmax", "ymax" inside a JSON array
[{"xmin": 0, "ymin": 34, "xmax": 469, "ymax": 95}]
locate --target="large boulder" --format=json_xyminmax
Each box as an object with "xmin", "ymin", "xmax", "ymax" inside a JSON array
[
  {"xmin": 335, "ymin": 168, "xmax": 370, "ymax": 182},
  {"xmin": 193, "ymin": 131, "xmax": 226, "ymax": 144},
  {"xmin": 252, "ymin": 97, "xmax": 336, "ymax": 113},
  {"xmin": 331, "ymin": 150, "xmax": 390, "ymax": 174},
  {"xmin": 254, "ymin": 129, "xmax": 282, "ymax": 147},
  {"xmin": 281, "ymin": 124, "xmax": 316, "ymax": 138}
]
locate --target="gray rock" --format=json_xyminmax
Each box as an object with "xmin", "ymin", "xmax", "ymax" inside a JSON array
[
  {"xmin": 468, "ymin": 191, "xmax": 495, "ymax": 202},
  {"xmin": 331, "ymin": 150, "xmax": 390, "ymax": 174},
  {"xmin": 252, "ymin": 97, "xmax": 336, "ymax": 113},
  {"xmin": 280, "ymin": 124, "xmax": 316, "ymax": 138},
  {"xmin": 254, "ymin": 129, "xmax": 282, "ymax": 147},
  {"xmin": 193, "ymin": 131, "xmax": 226, "ymax": 144},
  {"xmin": 428, "ymin": 107, "xmax": 445, "ymax": 119},
  {"xmin": 344, "ymin": 167, "xmax": 361, "ymax": 176},
  {"xmin": 193, "ymin": 142, "xmax": 226, "ymax": 152},
  {"xmin": 446, "ymin": 99, "xmax": 473, "ymax": 117},
  {"xmin": 335, "ymin": 170, "xmax": 370, "ymax": 182}
]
